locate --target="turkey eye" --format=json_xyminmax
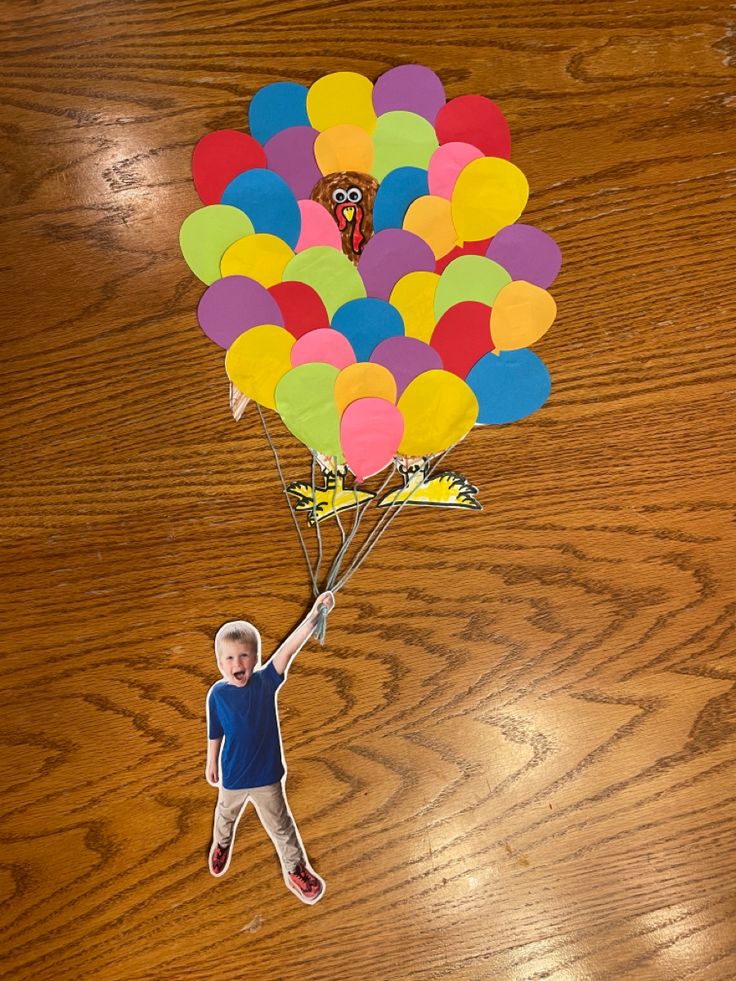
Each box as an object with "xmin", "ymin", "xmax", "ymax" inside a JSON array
[
  {"xmin": 347, "ymin": 187, "xmax": 363, "ymax": 203},
  {"xmin": 332, "ymin": 188, "xmax": 348, "ymax": 204}
]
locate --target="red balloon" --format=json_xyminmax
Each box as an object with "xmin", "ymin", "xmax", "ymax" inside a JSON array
[
  {"xmin": 268, "ymin": 281, "xmax": 330, "ymax": 338},
  {"xmin": 192, "ymin": 130, "xmax": 267, "ymax": 205},
  {"xmin": 430, "ymin": 302, "xmax": 494, "ymax": 378},
  {"xmin": 435, "ymin": 238, "xmax": 492, "ymax": 275},
  {"xmin": 435, "ymin": 96, "xmax": 511, "ymax": 159}
]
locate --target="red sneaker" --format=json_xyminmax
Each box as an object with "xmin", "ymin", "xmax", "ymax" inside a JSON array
[
  {"xmin": 287, "ymin": 863, "xmax": 324, "ymax": 902},
  {"xmin": 209, "ymin": 842, "xmax": 231, "ymax": 877}
]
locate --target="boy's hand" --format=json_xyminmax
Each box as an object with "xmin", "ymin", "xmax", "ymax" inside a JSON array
[
  {"xmin": 312, "ymin": 591, "xmax": 335, "ymax": 619},
  {"xmin": 206, "ymin": 761, "xmax": 219, "ymax": 785}
]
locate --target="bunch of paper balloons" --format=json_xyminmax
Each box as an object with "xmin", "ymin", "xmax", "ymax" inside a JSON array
[{"xmin": 180, "ymin": 65, "xmax": 562, "ymax": 482}]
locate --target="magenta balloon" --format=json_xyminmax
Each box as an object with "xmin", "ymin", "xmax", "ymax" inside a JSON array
[
  {"xmin": 485, "ymin": 224, "xmax": 562, "ymax": 289},
  {"xmin": 291, "ymin": 328, "xmax": 356, "ymax": 370},
  {"xmin": 372, "ymin": 65, "xmax": 446, "ymax": 124},
  {"xmin": 357, "ymin": 229, "xmax": 436, "ymax": 300},
  {"xmin": 340, "ymin": 397, "xmax": 404, "ymax": 482},
  {"xmin": 264, "ymin": 126, "xmax": 322, "ymax": 201},
  {"xmin": 370, "ymin": 336, "xmax": 443, "ymax": 397},
  {"xmin": 197, "ymin": 275, "xmax": 284, "ymax": 348}
]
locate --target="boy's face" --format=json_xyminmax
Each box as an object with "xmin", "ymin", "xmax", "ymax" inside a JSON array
[{"xmin": 217, "ymin": 638, "xmax": 258, "ymax": 687}]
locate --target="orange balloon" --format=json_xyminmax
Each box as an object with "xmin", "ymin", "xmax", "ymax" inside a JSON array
[
  {"xmin": 490, "ymin": 280, "xmax": 557, "ymax": 351},
  {"xmin": 314, "ymin": 125, "xmax": 374, "ymax": 176},
  {"xmin": 334, "ymin": 362, "xmax": 397, "ymax": 414},
  {"xmin": 403, "ymin": 195, "xmax": 458, "ymax": 260}
]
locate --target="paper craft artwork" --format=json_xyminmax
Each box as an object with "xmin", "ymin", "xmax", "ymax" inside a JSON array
[{"xmin": 181, "ymin": 63, "xmax": 563, "ymax": 520}]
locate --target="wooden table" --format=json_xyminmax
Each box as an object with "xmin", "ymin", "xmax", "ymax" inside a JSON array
[{"xmin": 2, "ymin": 2, "xmax": 735, "ymax": 978}]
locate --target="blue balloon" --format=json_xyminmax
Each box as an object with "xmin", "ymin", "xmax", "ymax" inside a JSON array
[
  {"xmin": 466, "ymin": 349, "xmax": 551, "ymax": 424},
  {"xmin": 331, "ymin": 298, "xmax": 405, "ymax": 362},
  {"xmin": 248, "ymin": 82, "xmax": 310, "ymax": 145},
  {"xmin": 373, "ymin": 167, "xmax": 429, "ymax": 232},
  {"xmin": 220, "ymin": 169, "xmax": 301, "ymax": 249}
]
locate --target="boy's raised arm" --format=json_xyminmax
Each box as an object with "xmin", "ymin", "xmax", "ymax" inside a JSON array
[{"xmin": 271, "ymin": 591, "xmax": 335, "ymax": 676}]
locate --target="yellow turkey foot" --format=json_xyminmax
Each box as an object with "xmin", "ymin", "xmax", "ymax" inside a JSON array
[
  {"xmin": 287, "ymin": 472, "xmax": 375, "ymax": 525},
  {"xmin": 377, "ymin": 460, "xmax": 481, "ymax": 511}
]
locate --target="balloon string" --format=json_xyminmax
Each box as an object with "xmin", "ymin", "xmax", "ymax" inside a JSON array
[
  {"xmin": 311, "ymin": 453, "xmax": 324, "ymax": 586},
  {"xmin": 326, "ymin": 468, "xmax": 394, "ymax": 591},
  {"xmin": 257, "ymin": 405, "xmax": 318, "ymax": 598},
  {"xmin": 332, "ymin": 449, "xmax": 452, "ymax": 593}
]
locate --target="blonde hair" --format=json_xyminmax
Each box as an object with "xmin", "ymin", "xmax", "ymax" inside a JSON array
[{"xmin": 214, "ymin": 620, "xmax": 262, "ymax": 663}]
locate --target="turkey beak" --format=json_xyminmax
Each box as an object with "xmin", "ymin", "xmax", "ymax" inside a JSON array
[{"xmin": 343, "ymin": 206, "xmax": 355, "ymax": 221}]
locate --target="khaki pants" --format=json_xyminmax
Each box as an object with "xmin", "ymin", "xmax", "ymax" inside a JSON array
[{"xmin": 214, "ymin": 781, "xmax": 304, "ymax": 872}]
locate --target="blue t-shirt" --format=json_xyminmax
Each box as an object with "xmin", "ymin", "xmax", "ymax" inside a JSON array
[{"xmin": 207, "ymin": 661, "xmax": 285, "ymax": 790}]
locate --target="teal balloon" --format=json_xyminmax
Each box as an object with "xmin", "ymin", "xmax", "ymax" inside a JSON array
[
  {"xmin": 466, "ymin": 349, "xmax": 551, "ymax": 424},
  {"xmin": 248, "ymin": 82, "xmax": 310, "ymax": 145},
  {"xmin": 275, "ymin": 363, "xmax": 344, "ymax": 460},
  {"xmin": 331, "ymin": 298, "xmax": 404, "ymax": 361},
  {"xmin": 220, "ymin": 169, "xmax": 301, "ymax": 249},
  {"xmin": 373, "ymin": 167, "xmax": 429, "ymax": 232}
]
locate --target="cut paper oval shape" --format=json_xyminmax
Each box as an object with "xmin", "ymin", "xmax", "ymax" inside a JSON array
[
  {"xmin": 490, "ymin": 280, "xmax": 557, "ymax": 351},
  {"xmin": 372, "ymin": 64, "xmax": 446, "ymax": 124},
  {"xmin": 466, "ymin": 348, "xmax": 551, "ymax": 424},
  {"xmin": 283, "ymin": 246, "xmax": 366, "ymax": 317},
  {"xmin": 389, "ymin": 271, "xmax": 440, "ymax": 344},
  {"xmin": 225, "ymin": 323, "xmax": 295, "ymax": 410},
  {"xmin": 435, "ymin": 95, "xmax": 511, "ymax": 159},
  {"xmin": 314, "ymin": 125, "xmax": 374, "ymax": 177},
  {"xmin": 275, "ymin": 362, "xmax": 343, "ymax": 460},
  {"xmin": 434, "ymin": 255, "xmax": 511, "ymax": 320},
  {"xmin": 370, "ymin": 335, "xmax": 443, "ymax": 398},
  {"xmin": 430, "ymin": 302, "xmax": 494, "ymax": 378},
  {"xmin": 397, "ymin": 369, "xmax": 478, "ymax": 457},
  {"xmin": 371, "ymin": 111, "xmax": 439, "ymax": 182},
  {"xmin": 192, "ymin": 130, "xmax": 267, "ymax": 205},
  {"xmin": 340, "ymin": 398, "xmax": 404, "ymax": 482},
  {"xmin": 485, "ymin": 224, "xmax": 563, "ymax": 289},
  {"xmin": 373, "ymin": 166, "xmax": 430, "ymax": 233},
  {"xmin": 269, "ymin": 281, "xmax": 330, "ymax": 338},
  {"xmin": 331, "ymin": 297, "xmax": 404, "ymax": 362},
  {"xmin": 295, "ymin": 200, "xmax": 343, "ymax": 253},
  {"xmin": 334, "ymin": 362, "xmax": 398, "ymax": 414},
  {"xmin": 306, "ymin": 71, "xmax": 377, "ymax": 134},
  {"xmin": 290, "ymin": 328, "xmax": 357, "ymax": 370},
  {"xmin": 428, "ymin": 142, "xmax": 484, "ymax": 200},
  {"xmin": 221, "ymin": 169, "xmax": 302, "ymax": 249},
  {"xmin": 220, "ymin": 233, "xmax": 295, "ymax": 287},
  {"xmin": 403, "ymin": 195, "xmax": 458, "ymax": 260},
  {"xmin": 451, "ymin": 157, "xmax": 529, "ymax": 242},
  {"xmin": 248, "ymin": 82, "xmax": 310, "ymax": 146},
  {"xmin": 197, "ymin": 275, "xmax": 283, "ymax": 348},
  {"xmin": 264, "ymin": 126, "xmax": 322, "ymax": 201},
  {"xmin": 357, "ymin": 229, "xmax": 435, "ymax": 300},
  {"xmin": 180, "ymin": 205, "xmax": 255, "ymax": 284}
]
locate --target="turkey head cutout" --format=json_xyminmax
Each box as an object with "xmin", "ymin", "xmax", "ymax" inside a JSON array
[{"xmin": 310, "ymin": 171, "xmax": 379, "ymax": 264}]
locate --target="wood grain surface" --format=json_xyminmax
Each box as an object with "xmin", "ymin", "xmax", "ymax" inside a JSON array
[{"xmin": 1, "ymin": 1, "xmax": 735, "ymax": 978}]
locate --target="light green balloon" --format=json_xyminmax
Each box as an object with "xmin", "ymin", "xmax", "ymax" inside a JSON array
[
  {"xmin": 371, "ymin": 111, "xmax": 439, "ymax": 182},
  {"xmin": 434, "ymin": 256, "xmax": 512, "ymax": 320},
  {"xmin": 179, "ymin": 205, "xmax": 254, "ymax": 284},
  {"xmin": 283, "ymin": 247, "xmax": 366, "ymax": 318},
  {"xmin": 275, "ymin": 363, "xmax": 344, "ymax": 461}
]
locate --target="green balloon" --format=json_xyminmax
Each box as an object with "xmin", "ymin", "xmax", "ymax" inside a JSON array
[
  {"xmin": 275, "ymin": 363, "xmax": 344, "ymax": 461},
  {"xmin": 283, "ymin": 247, "xmax": 365, "ymax": 318},
  {"xmin": 179, "ymin": 205, "xmax": 254, "ymax": 284},
  {"xmin": 434, "ymin": 256, "xmax": 512, "ymax": 320},
  {"xmin": 371, "ymin": 111, "xmax": 438, "ymax": 182}
]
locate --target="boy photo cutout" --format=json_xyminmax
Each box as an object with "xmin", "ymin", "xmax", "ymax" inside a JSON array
[{"xmin": 205, "ymin": 591, "xmax": 335, "ymax": 904}]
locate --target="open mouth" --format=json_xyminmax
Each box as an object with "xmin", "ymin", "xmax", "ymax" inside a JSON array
[{"xmin": 234, "ymin": 670, "xmax": 246, "ymax": 680}]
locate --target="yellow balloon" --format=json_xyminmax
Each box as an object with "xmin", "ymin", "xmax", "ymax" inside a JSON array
[
  {"xmin": 398, "ymin": 370, "xmax": 478, "ymax": 456},
  {"xmin": 403, "ymin": 195, "xmax": 459, "ymax": 260},
  {"xmin": 389, "ymin": 271, "xmax": 439, "ymax": 344},
  {"xmin": 451, "ymin": 157, "xmax": 529, "ymax": 242},
  {"xmin": 490, "ymin": 280, "xmax": 557, "ymax": 351},
  {"xmin": 334, "ymin": 362, "xmax": 397, "ymax": 415},
  {"xmin": 306, "ymin": 72, "xmax": 377, "ymax": 133},
  {"xmin": 220, "ymin": 234, "xmax": 294, "ymax": 288},
  {"xmin": 314, "ymin": 125, "xmax": 374, "ymax": 176},
  {"xmin": 225, "ymin": 324, "xmax": 295, "ymax": 410}
]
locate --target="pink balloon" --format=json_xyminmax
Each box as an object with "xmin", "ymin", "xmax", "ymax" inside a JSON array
[
  {"xmin": 428, "ymin": 142, "xmax": 484, "ymax": 199},
  {"xmin": 295, "ymin": 200, "xmax": 342, "ymax": 252},
  {"xmin": 340, "ymin": 398, "xmax": 404, "ymax": 482},
  {"xmin": 291, "ymin": 328, "xmax": 356, "ymax": 369}
]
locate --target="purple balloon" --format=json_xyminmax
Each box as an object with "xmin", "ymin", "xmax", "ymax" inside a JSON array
[
  {"xmin": 197, "ymin": 275, "xmax": 283, "ymax": 348},
  {"xmin": 370, "ymin": 336, "xmax": 443, "ymax": 397},
  {"xmin": 264, "ymin": 126, "xmax": 322, "ymax": 201},
  {"xmin": 372, "ymin": 64, "xmax": 446, "ymax": 124},
  {"xmin": 358, "ymin": 229, "xmax": 436, "ymax": 300},
  {"xmin": 485, "ymin": 224, "xmax": 562, "ymax": 289}
]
